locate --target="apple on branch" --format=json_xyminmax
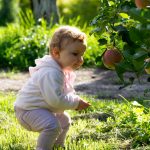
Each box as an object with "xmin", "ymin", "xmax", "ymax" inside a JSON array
[
  {"xmin": 135, "ymin": 0, "xmax": 150, "ymax": 9},
  {"xmin": 102, "ymin": 48, "xmax": 123, "ymax": 70}
]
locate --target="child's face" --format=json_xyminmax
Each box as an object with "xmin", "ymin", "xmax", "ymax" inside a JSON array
[{"xmin": 55, "ymin": 40, "xmax": 86, "ymax": 71}]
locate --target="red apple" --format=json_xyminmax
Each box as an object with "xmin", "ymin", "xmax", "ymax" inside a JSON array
[
  {"xmin": 135, "ymin": 0, "xmax": 150, "ymax": 8},
  {"xmin": 102, "ymin": 49, "xmax": 123, "ymax": 70},
  {"xmin": 145, "ymin": 58, "xmax": 150, "ymax": 74}
]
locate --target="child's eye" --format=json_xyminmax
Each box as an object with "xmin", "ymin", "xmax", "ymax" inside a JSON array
[{"xmin": 72, "ymin": 52, "xmax": 78, "ymax": 56}]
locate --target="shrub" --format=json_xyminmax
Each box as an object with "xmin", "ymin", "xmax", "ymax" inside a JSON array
[
  {"xmin": 0, "ymin": 10, "xmax": 50, "ymax": 71},
  {"xmin": 5, "ymin": 25, "xmax": 49, "ymax": 70},
  {"xmin": 0, "ymin": 15, "xmax": 100, "ymax": 71}
]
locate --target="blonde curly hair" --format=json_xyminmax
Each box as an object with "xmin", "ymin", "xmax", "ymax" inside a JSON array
[{"xmin": 49, "ymin": 26, "xmax": 86, "ymax": 53}]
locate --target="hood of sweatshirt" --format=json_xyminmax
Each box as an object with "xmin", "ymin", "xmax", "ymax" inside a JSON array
[{"xmin": 29, "ymin": 55, "xmax": 62, "ymax": 76}]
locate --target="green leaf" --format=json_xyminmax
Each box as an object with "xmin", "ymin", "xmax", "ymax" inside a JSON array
[
  {"xmin": 98, "ymin": 38, "xmax": 107, "ymax": 45},
  {"xmin": 129, "ymin": 28, "xmax": 142, "ymax": 44},
  {"xmin": 145, "ymin": 60, "xmax": 150, "ymax": 69},
  {"xmin": 123, "ymin": 51, "xmax": 134, "ymax": 62},
  {"xmin": 143, "ymin": 10, "xmax": 150, "ymax": 20},
  {"xmin": 113, "ymin": 25, "xmax": 127, "ymax": 32},
  {"xmin": 128, "ymin": 8, "xmax": 149, "ymax": 24},
  {"xmin": 90, "ymin": 15, "xmax": 101, "ymax": 26},
  {"xmin": 132, "ymin": 59, "xmax": 144, "ymax": 71},
  {"xmin": 119, "ymin": 13, "xmax": 129, "ymax": 19},
  {"xmin": 132, "ymin": 101, "xmax": 142, "ymax": 107},
  {"xmin": 89, "ymin": 27, "xmax": 103, "ymax": 35},
  {"xmin": 133, "ymin": 51, "xmax": 148, "ymax": 60},
  {"xmin": 115, "ymin": 61, "xmax": 128, "ymax": 82}
]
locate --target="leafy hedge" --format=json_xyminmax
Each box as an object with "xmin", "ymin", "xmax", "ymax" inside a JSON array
[
  {"xmin": 0, "ymin": 22, "xmax": 49, "ymax": 71},
  {"xmin": 0, "ymin": 15, "xmax": 100, "ymax": 71}
]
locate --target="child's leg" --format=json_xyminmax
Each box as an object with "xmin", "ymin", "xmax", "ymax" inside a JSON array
[
  {"xmin": 54, "ymin": 112, "xmax": 71, "ymax": 147},
  {"xmin": 15, "ymin": 107, "xmax": 61, "ymax": 150}
]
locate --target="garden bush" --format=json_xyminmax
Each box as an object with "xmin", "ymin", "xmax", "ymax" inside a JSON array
[
  {"xmin": 0, "ymin": 11, "xmax": 100, "ymax": 71},
  {"xmin": 0, "ymin": 23, "xmax": 49, "ymax": 71},
  {"xmin": 0, "ymin": 0, "xmax": 101, "ymax": 71}
]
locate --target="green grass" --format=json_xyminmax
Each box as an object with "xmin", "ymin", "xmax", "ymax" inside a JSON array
[{"xmin": 0, "ymin": 92, "xmax": 150, "ymax": 150}]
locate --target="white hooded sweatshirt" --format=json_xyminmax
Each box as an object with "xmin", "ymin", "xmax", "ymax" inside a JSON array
[{"xmin": 14, "ymin": 55, "xmax": 80, "ymax": 112}]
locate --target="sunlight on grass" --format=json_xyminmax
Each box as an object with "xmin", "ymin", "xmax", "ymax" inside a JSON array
[
  {"xmin": 0, "ymin": 71, "xmax": 28, "ymax": 80},
  {"xmin": 0, "ymin": 92, "xmax": 38, "ymax": 150},
  {"xmin": 0, "ymin": 92, "xmax": 150, "ymax": 149}
]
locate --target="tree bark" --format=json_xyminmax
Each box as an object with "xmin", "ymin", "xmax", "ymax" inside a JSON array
[{"xmin": 31, "ymin": 0, "xmax": 59, "ymax": 25}]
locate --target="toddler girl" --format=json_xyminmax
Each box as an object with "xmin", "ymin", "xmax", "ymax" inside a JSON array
[{"xmin": 14, "ymin": 25, "xmax": 90, "ymax": 150}]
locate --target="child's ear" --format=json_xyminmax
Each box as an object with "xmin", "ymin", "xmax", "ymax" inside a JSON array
[{"xmin": 52, "ymin": 47, "xmax": 60, "ymax": 58}]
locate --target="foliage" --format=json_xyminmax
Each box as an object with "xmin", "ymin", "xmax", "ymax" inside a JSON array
[
  {"xmin": 0, "ymin": 24, "xmax": 20, "ymax": 69},
  {"xmin": 0, "ymin": 0, "xmax": 101, "ymax": 71},
  {"xmin": 19, "ymin": 0, "xmax": 31, "ymax": 11},
  {"xmin": 83, "ymin": 33, "xmax": 102, "ymax": 67},
  {"xmin": 91, "ymin": 0, "xmax": 150, "ymax": 83},
  {"xmin": 0, "ymin": 25, "xmax": 48, "ymax": 71},
  {"xmin": 0, "ymin": 0, "xmax": 19, "ymax": 26},
  {"xmin": 0, "ymin": 9, "xmax": 49, "ymax": 71},
  {"xmin": 0, "ymin": 92, "xmax": 150, "ymax": 149},
  {"xmin": 6, "ymin": 26, "xmax": 49, "ymax": 70},
  {"xmin": 57, "ymin": 0, "xmax": 99, "ymax": 26},
  {"xmin": 0, "ymin": 8, "xmax": 100, "ymax": 71}
]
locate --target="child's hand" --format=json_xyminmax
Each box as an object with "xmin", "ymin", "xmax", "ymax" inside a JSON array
[{"xmin": 76, "ymin": 99, "xmax": 91, "ymax": 111}]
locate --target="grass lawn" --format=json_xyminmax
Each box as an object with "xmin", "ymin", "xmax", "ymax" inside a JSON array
[{"xmin": 0, "ymin": 92, "xmax": 150, "ymax": 150}]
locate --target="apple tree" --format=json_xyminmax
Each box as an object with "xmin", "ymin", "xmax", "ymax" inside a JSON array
[{"xmin": 90, "ymin": 0, "xmax": 150, "ymax": 84}]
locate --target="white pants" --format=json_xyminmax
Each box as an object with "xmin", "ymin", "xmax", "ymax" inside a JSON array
[{"xmin": 14, "ymin": 107, "xmax": 71, "ymax": 150}]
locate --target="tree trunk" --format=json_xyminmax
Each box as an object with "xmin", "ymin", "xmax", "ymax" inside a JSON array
[{"xmin": 31, "ymin": 0, "xmax": 59, "ymax": 25}]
